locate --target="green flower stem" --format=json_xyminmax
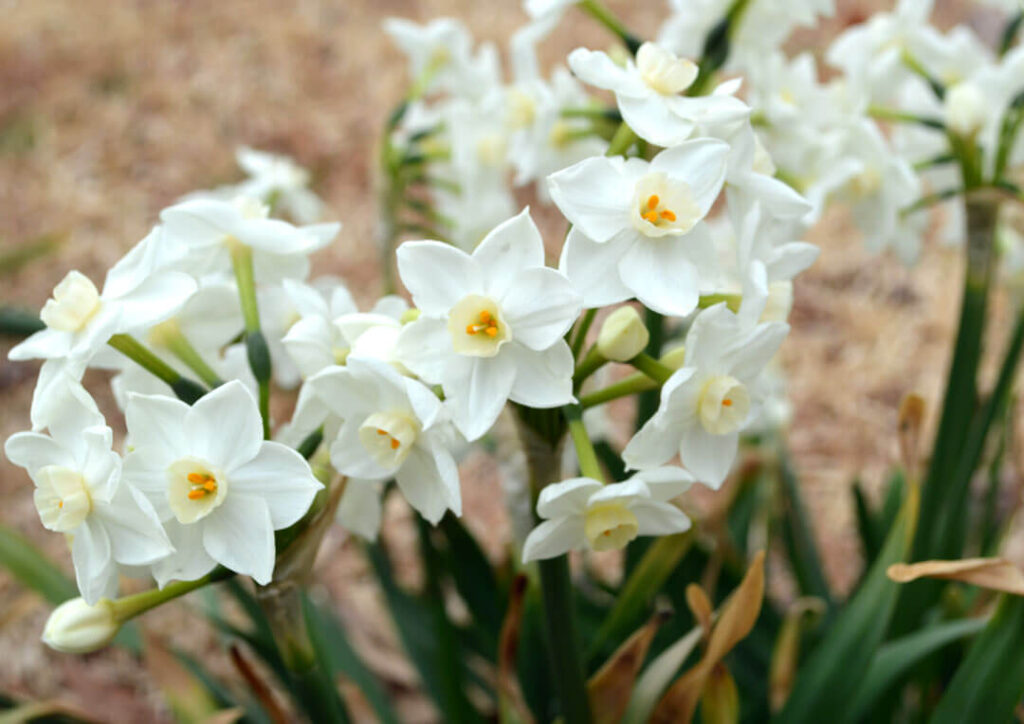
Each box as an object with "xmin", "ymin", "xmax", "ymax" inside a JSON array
[
  {"xmin": 606, "ymin": 122, "xmax": 638, "ymax": 157},
  {"xmin": 561, "ymin": 107, "xmax": 621, "ymax": 122},
  {"xmin": 900, "ymin": 50, "xmax": 946, "ymax": 99},
  {"xmin": 901, "ymin": 188, "xmax": 962, "ymax": 216},
  {"xmin": 1001, "ymin": 11, "xmax": 1023, "ymax": 56},
  {"xmin": 579, "ymin": 0, "xmax": 641, "ymax": 54},
  {"xmin": 573, "ymin": 345, "xmax": 607, "ymax": 390},
  {"xmin": 564, "ymin": 404, "xmax": 604, "ymax": 482},
  {"xmin": 571, "ymin": 308, "xmax": 598, "ymax": 360},
  {"xmin": 635, "ymin": 308, "xmax": 665, "ymax": 428},
  {"xmin": 229, "ymin": 242, "xmax": 272, "ymax": 439},
  {"xmin": 111, "ymin": 567, "xmax": 233, "ymax": 623},
  {"xmin": 512, "ymin": 407, "xmax": 591, "ymax": 724},
  {"xmin": 108, "ymin": 334, "xmax": 205, "ymax": 404},
  {"xmin": 580, "ymin": 371, "xmax": 658, "ymax": 409},
  {"xmin": 160, "ymin": 326, "xmax": 224, "ymax": 388},
  {"xmin": 867, "ymin": 105, "xmax": 945, "ymax": 130},
  {"xmin": 297, "ymin": 427, "xmax": 324, "ymax": 460},
  {"xmin": 630, "ymin": 352, "xmax": 674, "ymax": 385}
]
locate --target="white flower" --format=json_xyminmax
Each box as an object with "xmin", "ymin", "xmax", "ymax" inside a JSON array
[
  {"xmin": 336, "ymin": 478, "xmax": 385, "ymax": 542},
  {"xmin": 395, "ymin": 209, "xmax": 582, "ymax": 440},
  {"xmin": 308, "ymin": 357, "xmax": 461, "ymax": 524},
  {"xmin": 567, "ymin": 42, "xmax": 749, "ymax": 147},
  {"xmin": 159, "ymin": 196, "xmax": 338, "ymax": 283},
  {"xmin": 521, "ymin": 468, "xmax": 693, "ymax": 562},
  {"xmin": 42, "ymin": 598, "xmax": 120, "ymax": 654},
  {"xmin": 10, "ymin": 266, "xmax": 197, "ymax": 369},
  {"xmin": 550, "ymin": 140, "xmax": 729, "ymax": 315},
  {"xmin": 383, "ymin": 17, "xmax": 500, "ymax": 99},
  {"xmin": 623, "ymin": 304, "xmax": 788, "ymax": 487},
  {"xmin": 122, "ymin": 381, "xmax": 322, "ymax": 585},
  {"xmin": 279, "ymin": 278, "xmax": 359, "ymax": 379},
  {"xmin": 235, "ymin": 147, "xmax": 325, "ymax": 224},
  {"xmin": 5, "ymin": 379, "xmax": 173, "ymax": 603}
]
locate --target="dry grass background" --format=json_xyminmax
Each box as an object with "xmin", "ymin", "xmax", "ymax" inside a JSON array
[{"xmin": 0, "ymin": 0, "xmax": 1019, "ymax": 720}]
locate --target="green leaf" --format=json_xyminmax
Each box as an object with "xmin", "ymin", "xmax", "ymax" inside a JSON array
[
  {"xmin": 588, "ymin": 532, "xmax": 693, "ymax": 660},
  {"xmin": 776, "ymin": 483, "xmax": 919, "ymax": 723},
  {"xmin": 777, "ymin": 452, "xmax": 833, "ymax": 607},
  {"xmin": 844, "ymin": 617, "xmax": 986, "ymax": 722},
  {"xmin": 302, "ymin": 594, "xmax": 400, "ymax": 724},
  {"xmin": 852, "ymin": 481, "xmax": 882, "ymax": 565},
  {"xmin": 0, "ymin": 523, "xmax": 77, "ymax": 604},
  {"xmin": 438, "ymin": 513, "xmax": 504, "ymax": 649},
  {"xmin": 931, "ymin": 596, "xmax": 1024, "ymax": 723}
]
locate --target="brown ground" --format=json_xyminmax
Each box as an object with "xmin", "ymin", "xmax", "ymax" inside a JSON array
[{"xmin": 0, "ymin": 0, "xmax": 1018, "ymax": 721}]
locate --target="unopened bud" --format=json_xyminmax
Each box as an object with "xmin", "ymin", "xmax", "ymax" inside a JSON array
[
  {"xmin": 42, "ymin": 597, "xmax": 120, "ymax": 654},
  {"xmin": 944, "ymin": 82, "xmax": 986, "ymax": 137},
  {"xmin": 597, "ymin": 306, "xmax": 649, "ymax": 362},
  {"xmin": 660, "ymin": 344, "xmax": 687, "ymax": 370}
]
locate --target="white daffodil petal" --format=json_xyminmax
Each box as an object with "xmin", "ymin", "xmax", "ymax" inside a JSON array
[
  {"xmin": 547, "ymin": 157, "xmax": 631, "ymax": 243},
  {"xmin": 71, "ymin": 518, "xmax": 117, "ymax": 605},
  {"xmin": 394, "ymin": 443, "xmax": 460, "ymax": 524},
  {"xmin": 203, "ymin": 494, "xmax": 275, "ymax": 584},
  {"xmin": 631, "ymin": 499, "xmax": 692, "ymax": 536},
  {"xmin": 125, "ymin": 392, "xmax": 190, "ymax": 456},
  {"xmin": 679, "ymin": 426, "xmax": 739, "ymax": 489},
  {"xmin": 618, "ymin": 236, "xmax": 701, "ymax": 317},
  {"xmin": 94, "ymin": 482, "xmax": 174, "ymax": 566},
  {"xmin": 394, "ymin": 317, "xmax": 453, "ymax": 384},
  {"xmin": 506, "ymin": 342, "xmax": 575, "ymax": 408},
  {"xmin": 228, "ymin": 442, "xmax": 322, "ymax": 529},
  {"xmin": 649, "ymin": 140, "xmax": 730, "ymax": 216},
  {"xmin": 499, "ymin": 267, "xmax": 581, "ymax": 351},
  {"xmin": 152, "ymin": 520, "xmax": 218, "ymax": 587},
  {"xmin": 396, "ymin": 241, "xmax": 482, "ymax": 315},
  {"xmin": 619, "ymin": 93, "xmax": 696, "ymax": 147},
  {"xmin": 185, "ymin": 381, "xmax": 263, "ymax": 472},
  {"xmin": 475, "ymin": 208, "xmax": 546, "ymax": 299},
  {"xmin": 4, "ymin": 432, "xmax": 72, "ymax": 474},
  {"xmin": 447, "ymin": 355, "xmax": 517, "ymax": 441},
  {"xmin": 558, "ymin": 226, "xmax": 634, "ymax": 309},
  {"xmin": 536, "ymin": 477, "xmax": 603, "ymax": 519},
  {"xmin": 522, "ymin": 516, "xmax": 585, "ymax": 562}
]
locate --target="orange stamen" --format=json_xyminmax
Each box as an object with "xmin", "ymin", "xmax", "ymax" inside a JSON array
[
  {"xmin": 722, "ymin": 399, "xmax": 732, "ymax": 407},
  {"xmin": 466, "ymin": 324, "xmax": 477, "ymax": 335},
  {"xmin": 660, "ymin": 209, "xmax": 677, "ymax": 222},
  {"xmin": 647, "ymin": 194, "xmax": 659, "ymax": 209},
  {"xmin": 376, "ymin": 428, "xmax": 387, "ymax": 435},
  {"xmin": 390, "ymin": 438, "xmax": 401, "ymax": 450},
  {"xmin": 188, "ymin": 489, "xmax": 206, "ymax": 500},
  {"xmin": 484, "ymin": 326, "xmax": 498, "ymax": 337},
  {"xmin": 478, "ymin": 310, "xmax": 492, "ymax": 323},
  {"xmin": 643, "ymin": 211, "xmax": 658, "ymax": 223},
  {"xmin": 187, "ymin": 472, "xmax": 206, "ymax": 485}
]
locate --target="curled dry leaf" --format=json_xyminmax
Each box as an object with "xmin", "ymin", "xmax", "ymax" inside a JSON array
[
  {"xmin": 588, "ymin": 604, "xmax": 673, "ymax": 724},
  {"xmin": 898, "ymin": 393, "xmax": 926, "ymax": 483},
  {"xmin": 650, "ymin": 550, "xmax": 767, "ymax": 724},
  {"xmin": 686, "ymin": 583, "xmax": 714, "ymax": 642},
  {"xmin": 497, "ymin": 574, "xmax": 534, "ymax": 724},
  {"xmin": 887, "ymin": 557, "xmax": 1024, "ymax": 596},
  {"xmin": 769, "ymin": 597, "xmax": 828, "ymax": 712}
]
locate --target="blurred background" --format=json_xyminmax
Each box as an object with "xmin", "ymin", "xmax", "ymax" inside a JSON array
[{"xmin": 0, "ymin": 0, "xmax": 1016, "ymax": 720}]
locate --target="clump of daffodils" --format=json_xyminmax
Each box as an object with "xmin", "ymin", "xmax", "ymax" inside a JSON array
[{"xmin": 5, "ymin": 0, "xmax": 846, "ymax": 655}]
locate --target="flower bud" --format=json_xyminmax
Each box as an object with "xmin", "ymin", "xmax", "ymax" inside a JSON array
[
  {"xmin": 597, "ymin": 306, "xmax": 649, "ymax": 362},
  {"xmin": 944, "ymin": 82, "xmax": 986, "ymax": 138},
  {"xmin": 42, "ymin": 597, "xmax": 120, "ymax": 654},
  {"xmin": 661, "ymin": 344, "xmax": 687, "ymax": 370}
]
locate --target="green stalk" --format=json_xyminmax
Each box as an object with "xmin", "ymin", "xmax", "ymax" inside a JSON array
[
  {"xmin": 894, "ymin": 192, "xmax": 999, "ymax": 634},
  {"xmin": 635, "ymin": 308, "xmax": 665, "ymax": 428},
  {"xmin": 513, "ymin": 407, "xmax": 591, "ymax": 723},
  {"xmin": 867, "ymin": 105, "xmax": 945, "ymax": 130},
  {"xmin": 158, "ymin": 325, "xmax": 224, "ymax": 388},
  {"xmin": 606, "ymin": 122, "xmax": 638, "ymax": 157},
  {"xmin": 565, "ymin": 405, "xmax": 604, "ymax": 481},
  {"xmin": 111, "ymin": 567, "xmax": 233, "ymax": 622},
  {"xmin": 999, "ymin": 12, "xmax": 1023, "ymax": 57},
  {"xmin": 229, "ymin": 242, "xmax": 272, "ymax": 439},
  {"xmin": 0, "ymin": 307, "xmax": 44, "ymax": 336},
  {"xmin": 580, "ymin": 371, "xmax": 658, "ymax": 409},
  {"xmin": 571, "ymin": 308, "xmax": 598, "ymax": 360},
  {"xmin": 578, "ymin": 0, "xmax": 642, "ymax": 54},
  {"xmin": 629, "ymin": 352, "xmax": 674, "ymax": 385},
  {"xmin": 573, "ymin": 345, "xmax": 607, "ymax": 390},
  {"xmin": 108, "ymin": 334, "xmax": 205, "ymax": 404}
]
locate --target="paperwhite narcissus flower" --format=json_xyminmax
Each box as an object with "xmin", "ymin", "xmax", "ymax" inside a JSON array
[
  {"xmin": 4, "ymin": 379, "xmax": 173, "ymax": 604},
  {"xmin": 550, "ymin": 139, "xmax": 728, "ymax": 315},
  {"xmin": 308, "ymin": 357, "xmax": 461, "ymax": 524},
  {"xmin": 159, "ymin": 196, "xmax": 338, "ymax": 283},
  {"xmin": 383, "ymin": 17, "xmax": 499, "ymax": 99},
  {"xmin": 42, "ymin": 597, "xmax": 120, "ymax": 654},
  {"xmin": 336, "ymin": 478, "xmax": 385, "ymax": 542},
  {"xmin": 623, "ymin": 304, "xmax": 788, "ymax": 488},
  {"xmin": 234, "ymin": 147, "xmax": 325, "ymax": 225},
  {"xmin": 122, "ymin": 381, "xmax": 322, "ymax": 586},
  {"xmin": 567, "ymin": 42, "xmax": 749, "ymax": 147},
  {"xmin": 395, "ymin": 209, "xmax": 582, "ymax": 441},
  {"xmin": 521, "ymin": 468, "xmax": 693, "ymax": 562},
  {"xmin": 9, "ymin": 266, "xmax": 197, "ymax": 368}
]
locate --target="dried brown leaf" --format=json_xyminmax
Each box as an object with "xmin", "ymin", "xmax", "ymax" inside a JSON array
[
  {"xmin": 898, "ymin": 393, "xmax": 926, "ymax": 481},
  {"xmin": 685, "ymin": 584, "xmax": 713, "ymax": 643},
  {"xmin": 887, "ymin": 557, "xmax": 1024, "ymax": 595},
  {"xmin": 497, "ymin": 574, "xmax": 534, "ymax": 724}
]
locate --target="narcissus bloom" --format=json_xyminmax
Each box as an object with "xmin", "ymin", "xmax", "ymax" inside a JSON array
[
  {"xmin": 623, "ymin": 304, "xmax": 788, "ymax": 487},
  {"xmin": 123, "ymin": 381, "xmax": 322, "ymax": 586},
  {"xmin": 396, "ymin": 209, "xmax": 582, "ymax": 440},
  {"xmin": 521, "ymin": 468, "xmax": 693, "ymax": 562},
  {"xmin": 309, "ymin": 357, "xmax": 461, "ymax": 524},
  {"xmin": 5, "ymin": 379, "xmax": 172, "ymax": 603},
  {"xmin": 568, "ymin": 42, "xmax": 748, "ymax": 147},
  {"xmin": 550, "ymin": 139, "xmax": 728, "ymax": 315}
]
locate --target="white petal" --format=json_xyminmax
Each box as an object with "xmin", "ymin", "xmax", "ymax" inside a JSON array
[
  {"xmin": 336, "ymin": 479, "xmax": 383, "ymax": 541},
  {"xmin": 623, "ymin": 421, "xmax": 680, "ymax": 471},
  {"xmin": 558, "ymin": 226, "xmax": 633, "ymax": 309},
  {"xmin": 113, "ymin": 272, "xmax": 198, "ymax": 331},
  {"xmin": 650, "ymin": 140, "xmax": 730, "ymax": 217},
  {"xmin": 766, "ymin": 242, "xmax": 820, "ymax": 281},
  {"xmin": 618, "ymin": 235, "xmax": 701, "ymax": 317},
  {"xmin": 228, "ymin": 442, "xmax": 322, "ymax": 528},
  {"xmin": 186, "ymin": 380, "xmax": 263, "ymax": 472},
  {"xmin": 4, "ymin": 432, "xmax": 72, "ymax": 474},
  {"xmin": 160, "ymin": 199, "xmax": 242, "ymax": 248},
  {"xmin": 203, "ymin": 494, "xmax": 276, "ymax": 584},
  {"xmin": 679, "ymin": 427, "xmax": 738, "ymax": 489},
  {"xmin": 125, "ymin": 392, "xmax": 190, "ymax": 456},
  {"xmin": 500, "ymin": 268, "xmax": 581, "ymax": 351},
  {"xmin": 475, "ymin": 208, "xmax": 546, "ymax": 299},
  {"xmin": 522, "ymin": 516, "xmax": 585, "ymax": 562},
  {"xmin": 94, "ymin": 482, "xmax": 174, "ymax": 565},
  {"xmin": 536, "ymin": 476, "xmax": 602, "ymax": 519},
  {"xmin": 404, "ymin": 377, "xmax": 444, "ymax": 430},
  {"xmin": 282, "ymin": 315, "xmax": 335, "ymax": 379},
  {"xmin": 396, "ymin": 241, "xmax": 481, "ymax": 315},
  {"xmin": 329, "ymin": 420, "xmax": 393, "ymax": 479},
  {"xmin": 506, "ymin": 343, "xmax": 574, "ymax": 408},
  {"xmin": 724, "ymin": 322, "xmax": 789, "ymax": 380},
  {"xmin": 446, "ymin": 355, "xmax": 516, "ymax": 441},
  {"xmin": 547, "ymin": 156, "xmax": 631, "ymax": 243},
  {"xmin": 631, "ymin": 499, "xmax": 692, "ymax": 536},
  {"xmin": 567, "ymin": 48, "xmax": 645, "ymax": 96},
  {"xmin": 152, "ymin": 519, "xmax": 218, "ymax": 587},
  {"xmin": 71, "ymin": 518, "xmax": 117, "ymax": 605},
  {"xmin": 393, "ymin": 317, "xmax": 454, "ymax": 385},
  {"xmin": 632, "ymin": 466, "xmax": 696, "ymax": 501},
  {"xmin": 8, "ymin": 329, "xmax": 72, "ymax": 361},
  {"xmin": 394, "ymin": 442, "xmax": 462, "ymax": 523},
  {"xmin": 619, "ymin": 93, "xmax": 697, "ymax": 147}
]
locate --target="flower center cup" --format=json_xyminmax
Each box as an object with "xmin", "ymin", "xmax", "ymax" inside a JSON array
[
  {"xmin": 359, "ymin": 412, "xmax": 420, "ymax": 469},
  {"xmin": 584, "ymin": 502, "xmax": 640, "ymax": 552},
  {"xmin": 636, "ymin": 42, "xmax": 698, "ymax": 96},
  {"xmin": 448, "ymin": 294, "xmax": 511, "ymax": 357},
  {"xmin": 40, "ymin": 271, "xmax": 102, "ymax": 333},
  {"xmin": 34, "ymin": 465, "xmax": 93, "ymax": 532},
  {"xmin": 167, "ymin": 458, "xmax": 228, "ymax": 524},
  {"xmin": 698, "ymin": 375, "xmax": 751, "ymax": 435},
  {"xmin": 630, "ymin": 173, "xmax": 702, "ymax": 238}
]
